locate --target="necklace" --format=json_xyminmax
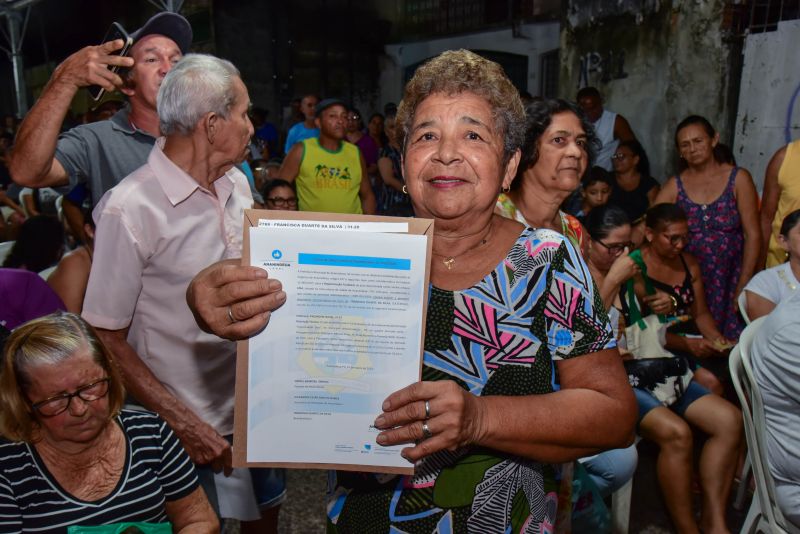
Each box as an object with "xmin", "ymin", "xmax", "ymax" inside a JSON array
[{"xmin": 433, "ymin": 238, "xmax": 489, "ymax": 270}]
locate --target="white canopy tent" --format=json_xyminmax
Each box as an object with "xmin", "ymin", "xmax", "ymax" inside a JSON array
[
  {"xmin": 0, "ymin": 0, "xmax": 40, "ymax": 118},
  {"xmin": 0, "ymin": 0, "xmax": 184, "ymax": 118}
]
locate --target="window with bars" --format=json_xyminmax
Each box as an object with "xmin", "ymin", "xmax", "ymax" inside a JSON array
[
  {"xmin": 540, "ymin": 49, "xmax": 559, "ymax": 99},
  {"xmin": 746, "ymin": 0, "xmax": 800, "ymax": 33},
  {"xmin": 399, "ymin": 0, "xmax": 557, "ymax": 39}
]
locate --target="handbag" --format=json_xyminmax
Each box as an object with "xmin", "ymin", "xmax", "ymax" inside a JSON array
[{"xmin": 622, "ymin": 250, "xmax": 693, "ymax": 407}]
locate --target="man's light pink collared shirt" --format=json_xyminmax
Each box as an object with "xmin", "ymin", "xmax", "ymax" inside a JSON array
[{"xmin": 83, "ymin": 138, "xmax": 253, "ymax": 435}]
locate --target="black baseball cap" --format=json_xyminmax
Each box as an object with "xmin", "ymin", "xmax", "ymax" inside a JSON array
[
  {"xmin": 130, "ymin": 12, "xmax": 193, "ymax": 54},
  {"xmin": 315, "ymin": 98, "xmax": 347, "ymax": 117}
]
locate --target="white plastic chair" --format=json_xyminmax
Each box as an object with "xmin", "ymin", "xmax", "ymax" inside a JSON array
[
  {"xmin": 38, "ymin": 264, "xmax": 57, "ymax": 281},
  {"xmin": 55, "ymin": 194, "xmax": 64, "ymax": 223},
  {"xmin": 738, "ymin": 290, "xmax": 751, "ymax": 325},
  {"xmin": 0, "ymin": 240, "xmax": 13, "ymax": 264},
  {"xmin": 18, "ymin": 188, "xmax": 34, "ymax": 218},
  {"xmin": 734, "ymin": 288, "xmax": 753, "ymax": 510},
  {"xmin": 729, "ymin": 317, "xmax": 800, "ymax": 534},
  {"xmin": 606, "ymin": 436, "xmax": 641, "ymax": 534},
  {"xmin": 611, "ymin": 464, "xmax": 633, "ymax": 534}
]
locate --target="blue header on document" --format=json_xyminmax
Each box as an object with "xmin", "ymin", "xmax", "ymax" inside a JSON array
[{"xmin": 298, "ymin": 253, "xmax": 411, "ymax": 271}]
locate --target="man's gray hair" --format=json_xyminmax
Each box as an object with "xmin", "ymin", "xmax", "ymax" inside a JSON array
[{"xmin": 158, "ymin": 54, "xmax": 241, "ymax": 136}]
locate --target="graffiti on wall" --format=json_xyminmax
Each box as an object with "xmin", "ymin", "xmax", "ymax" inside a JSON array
[{"xmin": 577, "ymin": 50, "xmax": 628, "ymax": 88}]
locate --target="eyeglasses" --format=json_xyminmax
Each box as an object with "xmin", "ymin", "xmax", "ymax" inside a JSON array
[
  {"xmin": 596, "ymin": 240, "xmax": 634, "ymax": 254},
  {"xmin": 611, "ymin": 152, "xmax": 629, "ymax": 160},
  {"xmin": 266, "ymin": 197, "xmax": 297, "ymax": 207},
  {"xmin": 30, "ymin": 377, "xmax": 110, "ymax": 417}
]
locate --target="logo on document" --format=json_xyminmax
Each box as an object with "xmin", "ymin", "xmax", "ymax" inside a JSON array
[
  {"xmin": 363, "ymin": 444, "xmax": 372, "ymax": 451},
  {"xmin": 271, "ymin": 249, "xmax": 283, "ymax": 260}
]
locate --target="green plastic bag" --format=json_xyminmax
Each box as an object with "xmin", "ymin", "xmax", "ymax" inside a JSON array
[
  {"xmin": 67, "ymin": 522, "xmax": 172, "ymax": 534},
  {"xmin": 570, "ymin": 461, "xmax": 610, "ymax": 534}
]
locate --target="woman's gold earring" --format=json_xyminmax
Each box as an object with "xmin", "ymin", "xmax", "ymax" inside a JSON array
[
  {"xmin": 402, "ymin": 185, "xmax": 408, "ymax": 195},
  {"xmin": 502, "ymin": 186, "xmax": 510, "ymax": 194}
]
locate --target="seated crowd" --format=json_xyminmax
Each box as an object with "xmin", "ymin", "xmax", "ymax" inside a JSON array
[{"xmin": 0, "ymin": 11, "xmax": 798, "ymax": 534}]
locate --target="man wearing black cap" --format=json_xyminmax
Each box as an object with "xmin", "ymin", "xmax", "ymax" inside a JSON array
[
  {"xmin": 9, "ymin": 12, "xmax": 192, "ymax": 208},
  {"xmin": 278, "ymin": 98, "xmax": 376, "ymax": 214}
]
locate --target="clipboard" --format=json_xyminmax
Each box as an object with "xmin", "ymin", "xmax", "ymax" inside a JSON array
[{"xmin": 233, "ymin": 209, "xmax": 434, "ymax": 475}]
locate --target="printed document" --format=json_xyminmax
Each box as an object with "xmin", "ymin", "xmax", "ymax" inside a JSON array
[{"xmin": 244, "ymin": 223, "xmax": 428, "ymax": 471}]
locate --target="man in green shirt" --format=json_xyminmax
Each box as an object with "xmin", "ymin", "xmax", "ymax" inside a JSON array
[{"xmin": 278, "ymin": 98, "xmax": 376, "ymax": 214}]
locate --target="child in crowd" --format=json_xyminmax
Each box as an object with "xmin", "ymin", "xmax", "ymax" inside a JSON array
[{"xmin": 577, "ymin": 166, "xmax": 614, "ymax": 222}]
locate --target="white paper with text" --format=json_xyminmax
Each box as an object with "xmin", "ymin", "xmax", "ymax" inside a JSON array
[{"xmin": 246, "ymin": 226, "xmax": 427, "ymax": 469}]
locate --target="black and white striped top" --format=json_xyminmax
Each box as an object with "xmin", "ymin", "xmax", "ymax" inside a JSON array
[{"xmin": 0, "ymin": 410, "xmax": 198, "ymax": 532}]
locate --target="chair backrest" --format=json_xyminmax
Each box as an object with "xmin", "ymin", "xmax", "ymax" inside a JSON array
[
  {"xmin": 729, "ymin": 317, "xmax": 800, "ymax": 533},
  {"xmin": 38, "ymin": 264, "xmax": 57, "ymax": 281},
  {"xmin": 0, "ymin": 241, "xmax": 14, "ymax": 265},
  {"xmin": 738, "ymin": 290, "xmax": 751, "ymax": 324},
  {"xmin": 18, "ymin": 188, "xmax": 33, "ymax": 218},
  {"xmin": 55, "ymin": 194, "xmax": 64, "ymax": 223}
]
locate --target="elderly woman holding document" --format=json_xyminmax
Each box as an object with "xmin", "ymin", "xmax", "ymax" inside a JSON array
[{"xmin": 188, "ymin": 49, "xmax": 636, "ymax": 532}]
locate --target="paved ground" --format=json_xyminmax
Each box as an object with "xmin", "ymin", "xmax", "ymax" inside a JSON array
[
  {"xmin": 229, "ymin": 440, "xmax": 751, "ymax": 533},
  {"xmin": 277, "ymin": 469, "xmax": 327, "ymax": 533},
  {"xmin": 629, "ymin": 440, "xmax": 748, "ymax": 533}
]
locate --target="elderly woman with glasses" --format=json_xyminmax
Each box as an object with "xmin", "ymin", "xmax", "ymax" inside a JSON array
[
  {"xmin": 262, "ymin": 179, "xmax": 298, "ymax": 211},
  {"xmin": 0, "ymin": 312, "xmax": 217, "ymax": 531}
]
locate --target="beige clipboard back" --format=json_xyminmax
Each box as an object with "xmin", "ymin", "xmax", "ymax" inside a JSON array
[{"xmin": 233, "ymin": 209, "xmax": 434, "ymax": 475}]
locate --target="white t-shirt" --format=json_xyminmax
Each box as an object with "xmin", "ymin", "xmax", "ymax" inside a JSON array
[
  {"xmin": 751, "ymin": 289, "xmax": 800, "ymax": 524},
  {"xmin": 19, "ymin": 187, "xmax": 60, "ymax": 217},
  {"xmin": 743, "ymin": 262, "xmax": 798, "ymax": 306},
  {"xmin": 592, "ymin": 109, "xmax": 618, "ymax": 171}
]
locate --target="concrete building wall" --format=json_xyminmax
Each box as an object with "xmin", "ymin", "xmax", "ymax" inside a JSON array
[
  {"xmin": 560, "ymin": 0, "xmax": 738, "ymax": 181},
  {"xmin": 733, "ymin": 19, "xmax": 800, "ymax": 191},
  {"xmin": 380, "ymin": 22, "xmax": 561, "ymax": 107},
  {"xmin": 213, "ymin": 0, "xmax": 387, "ymax": 138}
]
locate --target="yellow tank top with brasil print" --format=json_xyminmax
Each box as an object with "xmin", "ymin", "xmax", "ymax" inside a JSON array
[
  {"xmin": 767, "ymin": 139, "xmax": 800, "ymax": 267},
  {"xmin": 296, "ymin": 138, "xmax": 363, "ymax": 214}
]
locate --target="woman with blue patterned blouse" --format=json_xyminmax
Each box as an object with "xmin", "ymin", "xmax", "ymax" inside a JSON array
[{"xmin": 326, "ymin": 50, "xmax": 637, "ymax": 533}]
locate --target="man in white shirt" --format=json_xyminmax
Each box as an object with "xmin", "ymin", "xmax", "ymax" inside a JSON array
[{"xmin": 577, "ymin": 86, "xmax": 636, "ymax": 171}]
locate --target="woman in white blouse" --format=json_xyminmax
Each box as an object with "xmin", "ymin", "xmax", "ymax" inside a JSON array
[{"xmin": 744, "ymin": 209, "xmax": 800, "ymax": 320}]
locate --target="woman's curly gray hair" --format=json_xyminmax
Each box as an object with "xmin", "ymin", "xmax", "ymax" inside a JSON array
[{"xmin": 395, "ymin": 49, "xmax": 525, "ymax": 162}]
